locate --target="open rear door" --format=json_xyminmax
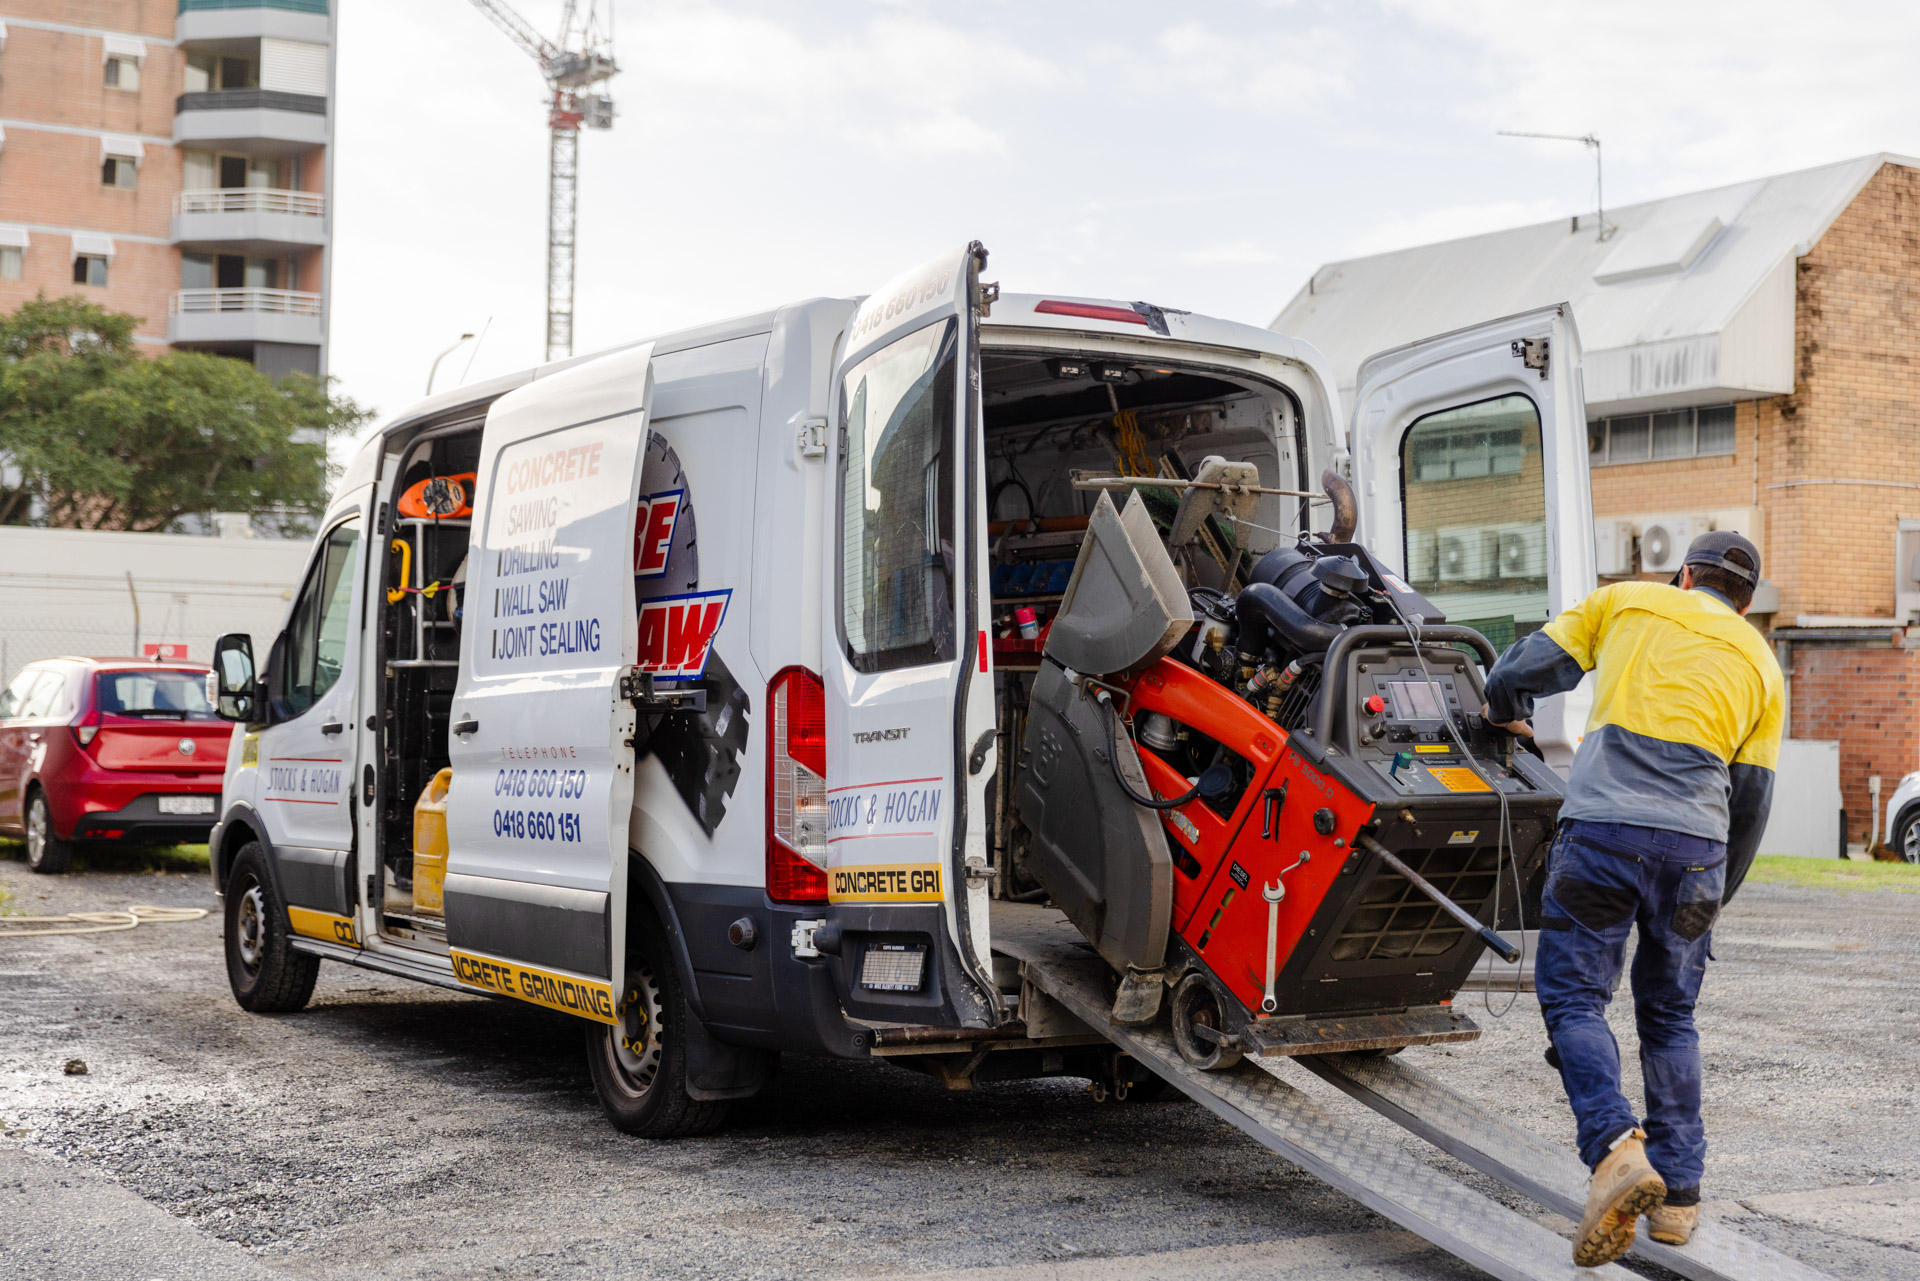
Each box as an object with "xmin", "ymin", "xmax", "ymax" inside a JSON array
[
  {"xmin": 1347, "ymin": 306, "xmax": 1594, "ymax": 770},
  {"xmin": 442, "ymin": 344, "xmax": 655, "ymax": 1023},
  {"xmin": 819, "ymin": 243, "xmax": 1000, "ymax": 1028}
]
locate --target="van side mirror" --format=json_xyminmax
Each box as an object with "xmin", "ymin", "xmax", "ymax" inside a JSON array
[{"xmin": 209, "ymin": 633, "xmax": 259, "ymax": 723}]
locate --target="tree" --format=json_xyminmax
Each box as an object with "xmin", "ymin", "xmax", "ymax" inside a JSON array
[{"xmin": 0, "ymin": 296, "xmax": 371, "ymax": 532}]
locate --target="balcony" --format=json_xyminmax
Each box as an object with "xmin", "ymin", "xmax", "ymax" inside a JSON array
[
  {"xmin": 174, "ymin": 89, "xmax": 327, "ymax": 150},
  {"xmin": 172, "ymin": 188, "xmax": 327, "ymax": 252},
  {"xmin": 168, "ymin": 288, "xmax": 323, "ymax": 347},
  {"xmin": 177, "ymin": 1, "xmax": 329, "ymax": 44}
]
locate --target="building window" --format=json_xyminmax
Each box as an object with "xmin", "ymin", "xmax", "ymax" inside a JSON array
[
  {"xmin": 104, "ymin": 55, "xmax": 141, "ymax": 90},
  {"xmin": 101, "ymin": 157, "xmax": 138, "ymax": 190},
  {"xmin": 0, "ymin": 247, "xmax": 20, "ymax": 280},
  {"xmin": 1589, "ymin": 404, "xmax": 1739, "ymax": 466},
  {"xmin": 184, "ymin": 52, "xmax": 256, "ymax": 93},
  {"xmin": 73, "ymin": 255, "xmax": 108, "ymax": 287}
]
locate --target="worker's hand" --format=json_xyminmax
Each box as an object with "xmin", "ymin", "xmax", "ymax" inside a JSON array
[{"xmin": 1482, "ymin": 702, "xmax": 1533, "ymax": 738}]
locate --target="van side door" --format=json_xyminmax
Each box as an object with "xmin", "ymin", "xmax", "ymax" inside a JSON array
[
  {"xmin": 443, "ymin": 343, "xmax": 655, "ymax": 1024},
  {"xmin": 819, "ymin": 243, "xmax": 1000, "ymax": 1029},
  {"xmin": 257, "ymin": 503, "xmax": 367, "ymax": 934},
  {"xmin": 1347, "ymin": 305, "xmax": 1596, "ymax": 769}
]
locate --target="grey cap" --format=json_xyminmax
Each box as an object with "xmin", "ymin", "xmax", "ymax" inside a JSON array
[{"xmin": 1673, "ymin": 529, "xmax": 1760, "ymax": 586}]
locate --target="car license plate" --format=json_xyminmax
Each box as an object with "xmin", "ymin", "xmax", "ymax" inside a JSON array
[{"xmin": 159, "ymin": 795, "xmax": 215, "ymax": 815}]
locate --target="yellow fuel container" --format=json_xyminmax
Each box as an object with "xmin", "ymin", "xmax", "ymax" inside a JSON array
[{"xmin": 412, "ymin": 768, "xmax": 453, "ymax": 916}]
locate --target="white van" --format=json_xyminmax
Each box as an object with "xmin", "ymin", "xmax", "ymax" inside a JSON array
[{"xmin": 206, "ymin": 243, "xmax": 1593, "ymax": 1136}]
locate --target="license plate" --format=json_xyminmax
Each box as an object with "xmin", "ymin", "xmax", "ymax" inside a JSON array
[{"xmin": 158, "ymin": 795, "xmax": 215, "ymax": 815}]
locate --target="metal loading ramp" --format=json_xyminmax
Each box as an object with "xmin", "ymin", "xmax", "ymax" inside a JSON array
[{"xmin": 990, "ymin": 904, "xmax": 1832, "ymax": 1281}]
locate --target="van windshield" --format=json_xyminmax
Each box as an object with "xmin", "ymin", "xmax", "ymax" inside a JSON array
[
  {"xmin": 838, "ymin": 318, "xmax": 958, "ymax": 673},
  {"xmin": 97, "ymin": 670, "xmax": 217, "ymax": 719}
]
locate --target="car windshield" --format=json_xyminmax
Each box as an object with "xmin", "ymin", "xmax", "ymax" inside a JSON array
[{"xmin": 96, "ymin": 670, "xmax": 216, "ymax": 719}]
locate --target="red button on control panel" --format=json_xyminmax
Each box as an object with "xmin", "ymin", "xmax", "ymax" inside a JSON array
[{"xmin": 1364, "ymin": 694, "xmax": 1386, "ymax": 716}]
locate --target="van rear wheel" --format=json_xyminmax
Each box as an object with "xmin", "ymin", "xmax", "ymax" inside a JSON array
[
  {"xmin": 224, "ymin": 842, "xmax": 320, "ymax": 1013},
  {"xmin": 585, "ymin": 923, "xmax": 729, "ymax": 1138}
]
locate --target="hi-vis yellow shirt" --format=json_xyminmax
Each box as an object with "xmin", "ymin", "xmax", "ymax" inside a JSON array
[
  {"xmin": 1486, "ymin": 581, "xmax": 1785, "ymax": 870},
  {"xmin": 1544, "ymin": 581, "xmax": 1784, "ymax": 772}
]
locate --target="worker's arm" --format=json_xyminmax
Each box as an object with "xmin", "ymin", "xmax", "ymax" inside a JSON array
[
  {"xmin": 1723, "ymin": 678, "xmax": 1787, "ymax": 903},
  {"xmin": 1482, "ymin": 587, "xmax": 1614, "ymax": 725}
]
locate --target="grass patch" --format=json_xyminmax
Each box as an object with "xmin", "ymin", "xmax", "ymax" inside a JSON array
[
  {"xmin": 1747, "ymin": 854, "xmax": 1920, "ymax": 893},
  {"xmin": 0, "ymin": 838, "xmax": 210, "ymax": 875}
]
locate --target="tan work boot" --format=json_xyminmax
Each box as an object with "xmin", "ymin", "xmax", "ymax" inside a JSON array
[
  {"xmin": 1647, "ymin": 1201, "xmax": 1700, "ymax": 1245},
  {"xmin": 1572, "ymin": 1129, "xmax": 1666, "ymax": 1267}
]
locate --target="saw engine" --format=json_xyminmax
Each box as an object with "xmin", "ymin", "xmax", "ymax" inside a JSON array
[{"xmin": 1015, "ymin": 479, "xmax": 1565, "ymax": 1069}]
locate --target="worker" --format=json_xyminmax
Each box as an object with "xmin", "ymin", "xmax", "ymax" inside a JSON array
[{"xmin": 1481, "ymin": 531, "xmax": 1782, "ymax": 1267}]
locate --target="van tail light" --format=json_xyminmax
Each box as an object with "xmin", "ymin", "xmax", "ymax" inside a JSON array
[
  {"xmin": 767, "ymin": 666, "xmax": 828, "ymax": 904},
  {"xmin": 1033, "ymin": 299, "xmax": 1150, "ymax": 326}
]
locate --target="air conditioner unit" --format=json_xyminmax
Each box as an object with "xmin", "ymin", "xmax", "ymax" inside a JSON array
[
  {"xmin": 1637, "ymin": 513, "xmax": 1710, "ymax": 575},
  {"xmin": 1705, "ymin": 507, "xmax": 1765, "ymax": 549},
  {"xmin": 1594, "ymin": 519, "xmax": 1636, "ymax": 576},
  {"xmin": 1492, "ymin": 522, "xmax": 1546, "ymax": 581},
  {"xmin": 1404, "ymin": 529, "xmax": 1438, "ymax": 584},
  {"xmin": 1897, "ymin": 519, "xmax": 1920, "ymax": 624},
  {"xmin": 1436, "ymin": 526, "xmax": 1490, "ymax": 583}
]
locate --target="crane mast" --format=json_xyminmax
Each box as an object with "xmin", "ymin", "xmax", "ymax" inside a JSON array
[{"xmin": 466, "ymin": 0, "xmax": 617, "ymax": 361}]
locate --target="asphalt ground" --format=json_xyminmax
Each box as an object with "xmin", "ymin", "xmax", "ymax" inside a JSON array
[{"xmin": 0, "ymin": 846, "xmax": 1914, "ymax": 1281}]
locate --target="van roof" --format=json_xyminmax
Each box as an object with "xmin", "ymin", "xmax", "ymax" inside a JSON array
[{"xmin": 339, "ymin": 287, "xmax": 1340, "ymax": 493}]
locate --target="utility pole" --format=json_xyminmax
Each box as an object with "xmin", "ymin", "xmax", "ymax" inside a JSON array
[
  {"xmin": 1498, "ymin": 130, "xmax": 1613, "ymax": 241},
  {"xmin": 465, "ymin": 0, "xmax": 618, "ymax": 361}
]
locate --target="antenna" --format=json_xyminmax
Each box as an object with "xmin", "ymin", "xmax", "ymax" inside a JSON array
[{"xmin": 1497, "ymin": 131, "xmax": 1612, "ymax": 241}]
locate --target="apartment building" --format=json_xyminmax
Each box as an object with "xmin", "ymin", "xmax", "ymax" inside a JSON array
[
  {"xmin": 0, "ymin": 0, "xmax": 334, "ymax": 377},
  {"xmin": 1273, "ymin": 154, "xmax": 1920, "ymax": 845}
]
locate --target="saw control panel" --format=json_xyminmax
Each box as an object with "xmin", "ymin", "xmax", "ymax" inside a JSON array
[{"xmin": 1329, "ymin": 645, "xmax": 1550, "ymax": 800}]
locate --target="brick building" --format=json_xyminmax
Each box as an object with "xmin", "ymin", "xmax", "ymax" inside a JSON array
[
  {"xmin": 1273, "ymin": 155, "xmax": 1920, "ymax": 844},
  {"xmin": 0, "ymin": 0, "xmax": 334, "ymax": 377}
]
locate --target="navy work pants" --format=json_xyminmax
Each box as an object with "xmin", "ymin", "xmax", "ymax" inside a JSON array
[{"xmin": 1535, "ymin": 819, "xmax": 1725, "ymax": 1196}]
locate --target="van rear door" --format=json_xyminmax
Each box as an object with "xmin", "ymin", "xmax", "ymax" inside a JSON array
[
  {"xmin": 443, "ymin": 344, "xmax": 656, "ymax": 1023},
  {"xmin": 819, "ymin": 243, "xmax": 1000, "ymax": 1028},
  {"xmin": 1346, "ymin": 305, "xmax": 1595, "ymax": 767}
]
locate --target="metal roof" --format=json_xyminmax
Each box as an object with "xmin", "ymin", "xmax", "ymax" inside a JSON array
[{"xmin": 1272, "ymin": 153, "xmax": 1918, "ymax": 416}]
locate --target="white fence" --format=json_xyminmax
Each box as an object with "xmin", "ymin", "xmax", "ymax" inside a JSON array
[{"xmin": 0, "ymin": 527, "xmax": 310, "ymax": 686}]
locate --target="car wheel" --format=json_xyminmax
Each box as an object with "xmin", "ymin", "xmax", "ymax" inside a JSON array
[
  {"xmin": 24, "ymin": 789, "xmax": 73, "ymax": 875},
  {"xmin": 224, "ymin": 842, "xmax": 320, "ymax": 1013},
  {"xmin": 1896, "ymin": 808, "xmax": 1920, "ymax": 865},
  {"xmin": 584, "ymin": 914, "xmax": 730, "ymax": 1138}
]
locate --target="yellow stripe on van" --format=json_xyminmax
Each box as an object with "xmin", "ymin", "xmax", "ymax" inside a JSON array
[
  {"xmin": 449, "ymin": 948, "xmax": 618, "ymax": 1025},
  {"xmin": 287, "ymin": 905, "xmax": 358, "ymax": 947},
  {"xmin": 829, "ymin": 862, "xmax": 945, "ymax": 904}
]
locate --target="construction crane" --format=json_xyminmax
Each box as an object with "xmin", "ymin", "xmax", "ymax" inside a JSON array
[{"xmin": 465, "ymin": 0, "xmax": 618, "ymax": 361}]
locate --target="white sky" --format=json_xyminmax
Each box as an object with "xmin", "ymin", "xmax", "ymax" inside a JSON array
[{"xmin": 328, "ymin": 0, "xmax": 1920, "ymax": 437}]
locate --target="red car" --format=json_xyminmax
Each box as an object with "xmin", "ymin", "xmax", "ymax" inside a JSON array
[{"xmin": 0, "ymin": 658, "xmax": 234, "ymax": 873}]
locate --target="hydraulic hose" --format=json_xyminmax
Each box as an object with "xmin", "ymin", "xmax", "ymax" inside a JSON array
[
  {"xmin": 1096, "ymin": 691, "xmax": 1203, "ymax": 811},
  {"xmin": 1233, "ymin": 581, "xmax": 1343, "ymax": 659}
]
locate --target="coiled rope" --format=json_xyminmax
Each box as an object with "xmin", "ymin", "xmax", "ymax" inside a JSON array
[{"xmin": 0, "ymin": 904, "xmax": 208, "ymax": 938}]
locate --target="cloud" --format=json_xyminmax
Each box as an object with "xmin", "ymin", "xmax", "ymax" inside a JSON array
[
  {"xmin": 1346, "ymin": 199, "xmax": 1568, "ymax": 257},
  {"xmin": 1178, "ymin": 241, "xmax": 1285, "ymax": 266}
]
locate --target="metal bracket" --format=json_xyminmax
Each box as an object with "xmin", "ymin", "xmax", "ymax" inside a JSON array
[
  {"xmin": 619, "ymin": 670, "xmax": 707, "ymax": 714},
  {"xmin": 976, "ymin": 280, "xmax": 1000, "ymax": 317},
  {"xmin": 796, "ymin": 416, "xmax": 828, "ymax": 459},
  {"xmin": 790, "ymin": 918, "xmax": 827, "ymax": 959},
  {"xmin": 1510, "ymin": 337, "xmax": 1549, "ymax": 379}
]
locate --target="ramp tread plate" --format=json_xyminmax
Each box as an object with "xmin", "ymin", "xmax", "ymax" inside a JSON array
[
  {"xmin": 1303, "ymin": 1047, "xmax": 1835, "ymax": 1281},
  {"xmin": 991, "ymin": 904, "xmax": 1628, "ymax": 1281}
]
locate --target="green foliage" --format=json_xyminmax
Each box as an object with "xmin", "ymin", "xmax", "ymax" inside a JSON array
[
  {"xmin": 0, "ymin": 295, "xmax": 371, "ymax": 532},
  {"xmin": 1746, "ymin": 854, "xmax": 1920, "ymax": 893}
]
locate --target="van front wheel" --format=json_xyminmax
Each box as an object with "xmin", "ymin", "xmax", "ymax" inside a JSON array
[
  {"xmin": 585, "ymin": 928, "xmax": 729, "ymax": 1139},
  {"xmin": 224, "ymin": 842, "xmax": 320, "ymax": 1013}
]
